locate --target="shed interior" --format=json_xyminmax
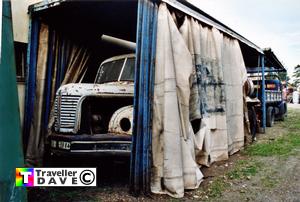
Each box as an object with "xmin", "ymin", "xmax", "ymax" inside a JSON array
[{"xmin": 31, "ymin": 0, "xmax": 138, "ymax": 82}]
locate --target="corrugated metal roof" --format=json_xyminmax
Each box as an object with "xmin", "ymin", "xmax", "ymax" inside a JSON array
[
  {"xmin": 162, "ymin": 0, "xmax": 263, "ymax": 54},
  {"xmin": 263, "ymin": 48, "xmax": 286, "ymax": 71},
  {"xmin": 28, "ymin": 0, "xmax": 63, "ymax": 12}
]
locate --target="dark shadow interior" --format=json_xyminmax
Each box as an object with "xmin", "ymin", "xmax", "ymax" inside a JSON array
[
  {"xmin": 80, "ymin": 97, "xmax": 133, "ymax": 134},
  {"xmin": 239, "ymin": 41, "xmax": 261, "ymax": 68},
  {"xmin": 33, "ymin": 0, "xmax": 138, "ymax": 82}
]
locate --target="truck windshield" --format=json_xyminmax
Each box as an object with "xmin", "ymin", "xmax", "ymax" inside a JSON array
[
  {"xmin": 95, "ymin": 57, "xmax": 135, "ymax": 84},
  {"xmin": 120, "ymin": 58, "xmax": 135, "ymax": 81}
]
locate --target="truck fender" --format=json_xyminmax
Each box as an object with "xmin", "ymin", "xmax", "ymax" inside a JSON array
[{"xmin": 108, "ymin": 105, "xmax": 133, "ymax": 135}]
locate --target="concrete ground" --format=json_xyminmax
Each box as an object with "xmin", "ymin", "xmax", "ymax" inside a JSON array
[{"xmin": 288, "ymin": 103, "xmax": 300, "ymax": 109}]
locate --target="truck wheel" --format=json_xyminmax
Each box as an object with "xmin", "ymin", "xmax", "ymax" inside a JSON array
[
  {"xmin": 278, "ymin": 102, "xmax": 287, "ymax": 121},
  {"xmin": 281, "ymin": 103, "xmax": 287, "ymax": 121},
  {"xmin": 266, "ymin": 107, "xmax": 275, "ymax": 127},
  {"xmin": 279, "ymin": 115, "xmax": 285, "ymax": 121},
  {"xmin": 248, "ymin": 107, "xmax": 257, "ymax": 141},
  {"xmin": 278, "ymin": 106, "xmax": 285, "ymax": 121}
]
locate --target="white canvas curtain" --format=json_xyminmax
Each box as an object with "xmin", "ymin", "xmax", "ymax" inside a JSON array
[
  {"xmin": 179, "ymin": 17, "xmax": 229, "ymax": 165},
  {"xmin": 151, "ymin": 4, "xmax": 203, "ymax": 198},
  {"xmin": 151, "ymin": 3, "xmax": 247, "ymax": 198},
  {"xmin": 222, "ymin": 37, "xmax": 248, "ymax": 155},
  {"xmin": 25, "ymin": 23, "xmax": 90, "ymax": 166}
]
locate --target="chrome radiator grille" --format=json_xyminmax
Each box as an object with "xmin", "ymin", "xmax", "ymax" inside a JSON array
[{"xmin": 54, "ymin": 95, "xmax": 81, "ymax": 133}]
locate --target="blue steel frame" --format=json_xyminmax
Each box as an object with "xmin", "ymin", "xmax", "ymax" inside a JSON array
[
  {"xmin": 23, "ymin": 16, "xmax": 40, "ymax": 151},
  {"xmin": 247, "ymin": 68, "xmax": 286, "ymax": 73},
  {"xmin": 130, "ymin": 0, "xmax": 158, "ymax": 195},
  {"xmin": 261, "ymin": 55, "xmax": 266, "ymax": 131}
]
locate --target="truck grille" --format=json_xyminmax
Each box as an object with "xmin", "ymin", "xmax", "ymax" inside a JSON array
[
  {"xmin": 54, "ymin": 95, "xmax": 81, "ymax": 133},
  {"xmin": 266, "ymin": 90, "xmax": 282, "ymax": 102}
]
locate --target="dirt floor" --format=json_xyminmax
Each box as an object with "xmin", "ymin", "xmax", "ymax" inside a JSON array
[{"xmin": 28, "ymin": 107, "xmax": 300, "ymax": 202}]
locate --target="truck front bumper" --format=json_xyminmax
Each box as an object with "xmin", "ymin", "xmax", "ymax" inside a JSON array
[{"xmin": 48, "ymin": 133, "xmax": 131, "ymax": 157}]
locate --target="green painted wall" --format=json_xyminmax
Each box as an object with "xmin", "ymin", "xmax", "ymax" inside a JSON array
[{"xmin": 0, "ymin": 0, "xmax": 26, "ymax": 201}]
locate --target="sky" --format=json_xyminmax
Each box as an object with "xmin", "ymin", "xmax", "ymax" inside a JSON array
[{"xmin": 187, "ymin": 0, "xmax": 300, "ymax": 77}]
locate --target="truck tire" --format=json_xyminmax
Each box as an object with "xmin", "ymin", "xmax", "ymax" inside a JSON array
[
  {"xmin": 266, "ymin": 106, "xmax": 275, "ymax": 127},
  {"xmin": 248, "ymin": 107, "xmax": 257, "ymax": 141},
  {"xmin": 279, "ymin": 114, "xmax": 285, "ymax": 121},
  {"xmin": 278, "ymin": 108, "xmax": 285, "ymax": 121},
  {"xmin": 279, "ymin": 103, "xmax": 287, "ymax": 121}
]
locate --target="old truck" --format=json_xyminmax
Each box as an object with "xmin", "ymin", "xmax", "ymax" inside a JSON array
[
  {"xmin": 245, "ymin": 49, "xmax": 287, "ymax": 140},
  {"xmin": 246, "ymin": 74, "xmax": 287, "ymax": 140},
  {"xmin": 252, "ymin": 76, "xmax": 287, "ymax": 123},
  {"xmin": 49, "ymin": 54, "xmax": 135, "ymax": 156}
]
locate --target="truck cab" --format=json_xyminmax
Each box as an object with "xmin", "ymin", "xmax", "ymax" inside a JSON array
[{"xmin": 49, "ymin": 54, "xmax": 135, "ymax": 156}]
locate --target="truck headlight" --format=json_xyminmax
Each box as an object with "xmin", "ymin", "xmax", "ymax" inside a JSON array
[{"xmin": 51, "ymin": 140, "xmax": 57, "ymax": 148}]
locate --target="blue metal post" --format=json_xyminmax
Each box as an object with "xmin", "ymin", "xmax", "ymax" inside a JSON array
[
  {"xmin": 261, "ymin": 55, "xmax": 266, "ymax": 132},
  {"xmin": 130, "ymin": 0, "xmax": 158, "ymax": 195},
  {"xmin": 23, "ymin": 16, "xmax": 40, "ymax": 151},
  {"xmin": 285, "ymin": 71, "xmax": 288, "ymax": 94}
]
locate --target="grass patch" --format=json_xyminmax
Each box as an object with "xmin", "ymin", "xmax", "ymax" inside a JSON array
[
  {"xmin": 245, "ymin": 133, "xmax": 300, "ymax": 157},
  {"xmin": 260, "ymin": 175, "xmax": 279, "ymax": 188},
  {"xmin": 207, "ymin": 178, "xmax": 228, "ymax": 198},
  {"xmin": 281, "ymin": 109, "xmax": 300, "ymax": 130},
  {"xmin": 227, "ymin": 160, "xmax": 262, "ymax": 180},
  {"xmin": 245, "ymin": 109, "xmax": 300, "ymax": 157}
]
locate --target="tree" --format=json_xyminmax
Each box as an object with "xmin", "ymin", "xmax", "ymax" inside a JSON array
[
  {"xmin": 267, "ymin": 72, "xmax": 288, "ymax": 84},
  {"xmin": 293, "ymin": 65, "xmax": 300, "ymax": 88},
  {"xmin": 278, "ymin": 72, "xmax": 288, "ymax": 82}
]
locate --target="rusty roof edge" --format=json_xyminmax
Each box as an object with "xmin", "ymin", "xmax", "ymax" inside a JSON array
[
  {"xmin": 161, "ymin": 0, "xmax": 264, "ymax": 54},
  {"xmin": 28, "ymin": 0, "xmax": 65, "ymax": 14},
  {"xmin": 263, "ymin": 48, "xmax": 286, "ymax": 71}
]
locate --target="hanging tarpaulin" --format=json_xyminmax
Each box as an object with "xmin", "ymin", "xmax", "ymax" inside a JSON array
[
  {"xmin": 180, "ymin": 20, "xmax": 247, "ymax": 159},
  {"xmin": 151, "ymin": 3, "xmax": 248, "ymax": 198},
  {"xmin": 24, "ymin": 22, "xmax": 91, "ymax": 166},
  {"xmin": 26, "ymin": 23, "xmax": 49, "ymax": 166},
  {"xmin": 181, "ymin": 17, "xmax": 247, "ymax": 159},
  {"xmin": 151, "ymin": 4, "xmax": 203, "ymax": 198},
  {"xmin": 222, "ymin": 37, "xmax": 247, "ymax": 155},
  {"xmin": 179, "ymin": 17, "xmax": 229, "ymax": 165}
]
